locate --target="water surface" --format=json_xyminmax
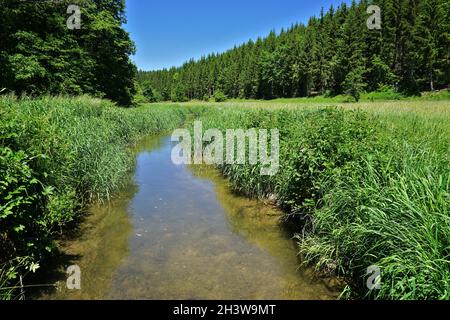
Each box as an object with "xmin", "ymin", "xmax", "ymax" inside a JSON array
[{"xmin": 45, "ymin": 135, "xmax": 338, "ymax": 300}]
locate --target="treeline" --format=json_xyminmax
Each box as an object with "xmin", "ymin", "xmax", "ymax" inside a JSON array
[
  {"xmin": 139, "ymin": 0, "xmax": 449, "ymax": 102},
  {"xmin": 0, "ymin": 0, "xmax": 136, "ymax": 106}
]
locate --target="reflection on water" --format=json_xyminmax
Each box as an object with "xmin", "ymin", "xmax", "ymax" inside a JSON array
[{"xmin": 45, "ymin": 135, "xmax": 338, "ymax": 300}]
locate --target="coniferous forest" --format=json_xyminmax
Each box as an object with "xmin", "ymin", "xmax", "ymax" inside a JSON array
[{"xmin": 139, "ymin": 0, "xmax": 449, "ymax": 102}]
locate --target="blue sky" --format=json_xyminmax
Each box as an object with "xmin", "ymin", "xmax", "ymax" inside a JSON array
[{"xmin": 124, "ymin": 0, "xmax": 351, "ymax": 71}]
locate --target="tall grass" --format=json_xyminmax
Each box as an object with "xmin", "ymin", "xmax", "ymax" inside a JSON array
[
  {"xmin": 0, "ymin": 96, "xmax": 189, "ymax": 298},
  {"xmin": 193, "ymin": 103, "xmax": 450, "ymax": 300},
  {"xmin": 2, "ymin": 95, "xmax": 448, "ymax": 300}
]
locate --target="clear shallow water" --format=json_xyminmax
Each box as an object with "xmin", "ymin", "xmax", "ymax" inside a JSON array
[{"xmin": 43, "ymin": 135, "xmax": 338, "ymax": 300}]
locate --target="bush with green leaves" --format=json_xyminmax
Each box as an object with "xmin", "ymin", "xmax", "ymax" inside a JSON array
[
  {"xmin": 213, "ymin": 91, "xmax": 228, "ymax": 102},
  {"xmin": 171, "ymin": 85, "xmax": 188, "ymax": 102}
]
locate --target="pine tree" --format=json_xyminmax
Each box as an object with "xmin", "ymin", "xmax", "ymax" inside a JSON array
[
  {"xmin": 414, "ymin": 0, "xmax": 449, "ymax": 91},
  {"xmin": 139, "ymin": 0, "xmax": 448, "ymax": 101}
]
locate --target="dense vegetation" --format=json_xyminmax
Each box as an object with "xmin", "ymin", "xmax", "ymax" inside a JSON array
[
  {"xmin": 0, "ymin": 0, "xmax": 448, "ymax": 302},
  {"xmin": 191, "ymin": 103, "xmax": 450, "ymax": 299},
  {"xmin": 0, "ymin": 0, "xmax": 137, "ymax": 106},
  {"xmin": 0, "ymin": 96, "xmax": 189, "ymax": 299},
  {"xmin": 140, "ymin": 0, "xmax": 449, "ymax": 102}
]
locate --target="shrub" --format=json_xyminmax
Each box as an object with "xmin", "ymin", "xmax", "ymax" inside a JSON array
[
  {"xmin": 213, "ymin": 91, "xmax": 228, "ymax": 102},
  {"xmin": 171, "ymin": 83, "xmax": 187, "ymax": 102}
]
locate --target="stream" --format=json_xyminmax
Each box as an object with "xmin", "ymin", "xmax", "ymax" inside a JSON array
[{"xmin": 41, "ymin": 134, "xmax": 338, "ymax": 300}]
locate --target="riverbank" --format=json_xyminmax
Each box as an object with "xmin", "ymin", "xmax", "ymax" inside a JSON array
[
  {"xmin": 37, "ymin": 135, "xmax": 339, "ymax": 300},
  {"xmin": 2, "ymin": 96, "xmax": 449, "ymax": 300},
  {"xmin": 0, "ymin": 96, "xmax": 190, "ymax": 299},
  {"xmin": 186, "ymin": 101, "xmax": 450, "ymax": 300}
]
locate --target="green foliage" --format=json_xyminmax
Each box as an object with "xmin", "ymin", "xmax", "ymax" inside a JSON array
[
  {"xmin": 0, "ymin": 0, "xmax": 136, "ymax": 106},
  {"xmin": 140, "ymin": 0, "xmax": 449, "ymax": 101},
  {"xmin": 213, "ymin": 90, "xmax": 227, "ymax": 102},
  {"xmin": 365, "ymin": 88, "xmax": 404, "ymax": 101},
  {"xmin": 369, "ymin": 56, "xmax": 398, "ymax": 90},
  {"xmin": 0, "ymin": 257, "xmax": 36, "ymax": 300},
  {"xmin": 0, "ymin": 96, "xmax": 189, "ymax": 297},
  {"xmin": 192, "ymin": 104, "xmax": 450, "ymax": 300},
  {"xmin": 0, "ymin": 148, "xmax": 46, "ymax": 261},
  {"xmin": 142, "ymin": 83, "xmax": 163, "ymax": 103},
  {"xmin": 413, "ymin": 0, "xmax": 449, "ymax": 91},
  {"xmin": 171, "ymin": 83, "xmax": 187, "ymax": 102},
  {"xmin": 343, "ymin": 67, "xmax": 367, "ymax": 102}
]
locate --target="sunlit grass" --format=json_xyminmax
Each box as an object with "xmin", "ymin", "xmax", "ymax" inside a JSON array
[
  {"xmin": 189, "ymin": 100, "xmax": 450, "ymax": 300},
  {"xmin": 180, "ymin": 98, "xmax": 450, "ymax": 117},
  {"xmin": 2, "ymin": 95, "xmax": 449, "ymax": 300}
]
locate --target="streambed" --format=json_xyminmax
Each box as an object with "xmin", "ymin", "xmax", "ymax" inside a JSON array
[{"xmin": 42, "ymin": 134, "xmax": 338, "ymax": 300}]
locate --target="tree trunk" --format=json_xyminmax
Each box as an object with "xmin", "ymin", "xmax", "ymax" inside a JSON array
[{"xmin": 430, "ymin": 71, "xmax": 434, "ymax": 91}]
